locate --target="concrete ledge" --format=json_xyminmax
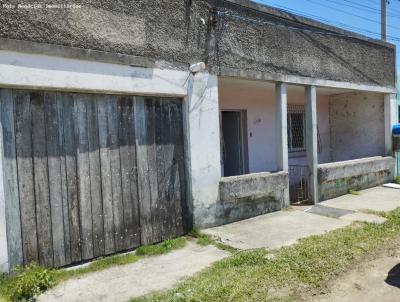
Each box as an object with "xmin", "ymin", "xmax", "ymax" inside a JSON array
[
  {"xmin": 0, "ymin": 38, "xmax": 156, "ymax": 68},
  {"xmin": 318, "ymin": 156, "xmax": 395, "ymax": 201},
  {"xmin": 217, "ymin": 171, "xmax": 289, "ymax": 225}
]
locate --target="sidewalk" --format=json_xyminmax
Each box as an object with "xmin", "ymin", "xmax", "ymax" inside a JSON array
[
  {"xmin": 39, "ymin": 186, "xmax": 400, "ymax": 301},
  {"xmin": 39, "ymin": 241, "xmax": 229, "ymax": 302},
  {"xmin": 203, "ymin": 186, "xmax": 400, "ymax": 250}
]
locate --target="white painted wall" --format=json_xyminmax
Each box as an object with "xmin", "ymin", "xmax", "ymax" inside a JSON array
[
  {"xmin": 0, "ymin": 51, "xmax": 189, "ymax": 96},
  {"xmin": 219, "ymin": 80, "xmax": 332, "ymax": 172},
  {"xmin": 330, "ymin": 92, "xmax": 385, "ymax": 161},
  {"xmin": 187, "ymin": 73, "xmax": 222, "ymax": 227}
]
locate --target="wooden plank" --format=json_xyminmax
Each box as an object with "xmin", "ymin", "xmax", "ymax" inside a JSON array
[
  {"xmin": 57, "ymin": 93, "xmax": 71, "ymax": 265},
  {"xmin": 134, "ymin": 97, "xmax": 153, "ymax": 245},
  {"xmin": 170, "ymin": 100, "xmax": 186, "ymax": 236},
  {"xmin": 31, "ymin": 92, "xmax": 53, "ymax": 267},
  {"xmin": 155, "ymin": 100, "xmax": 174, "ymax": 240},
  {"xmin": 119, "ymin": 97, "xmax": 140, "ymax": 249},
  {"xmin": 97, "ymin": 97, "xmax": 115, "ymax": 255},
  {"xmin": 61, "ymin": 93, "xmax": 81, "ymax": 263},
  {"xmin": 44, "ymin": 92, "xmax": 65, "ymax": 267},
  {"xmin": 86, "ymin": 98, "xmax": 105, "ymax": 258},
  {"xmin": 0, "ymin": 89, "xmax": 23, "ymax": 269},
  {"xmin": 126, "ymin": 97, "xmax": 141, "ymax": 248},
  {"xmin": 108, "ymin": 98, "xmax": 125, "ymax": 251},
  {"xmin": 74, "ymin": 95, "xmax": 94, "ymax": 260},
  {"xmin": 14, "ymin": 91, "xmax": 39, "ymax": 264},
  {"xmin": 145, "ymin": 99, "xmax": 161, "ymax": 243}
]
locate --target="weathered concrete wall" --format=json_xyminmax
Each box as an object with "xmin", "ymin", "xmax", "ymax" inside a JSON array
[
  {"xmin": 329, "ymin": 92, "xmax": 385, "ymax": 162},
  {"xmin": 318, "ymin": 156, "xmax": 395, "ymax": 201},
  {"xmin": 215, "ymin": 172, "xmax": 289, "ymax": 226},
  {"xmin": 0, "ymin": 0, "xmax": 395, "ymax": 88}
]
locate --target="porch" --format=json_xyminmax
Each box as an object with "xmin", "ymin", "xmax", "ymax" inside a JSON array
[{"xmin": 217, "ymin": 77, "xmax": 397, "ymax": 223}]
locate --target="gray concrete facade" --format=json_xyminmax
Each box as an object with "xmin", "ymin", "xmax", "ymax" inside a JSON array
[
  {"xmin": 318, "ymin": 156, "xmax": 395, "ymax": 201},
  {"xmin": 217, "ymin": 172, "xmax": 289, "ymax": 225},
  {"xmin": 0, "ymin": 0, "xmax": 395, "ymax": 88},
  {"xmin": 0, "ymin": 0, "xmax": 397, "ymax": 271}
]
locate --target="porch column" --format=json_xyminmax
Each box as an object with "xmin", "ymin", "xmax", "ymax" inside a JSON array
[
  {"xmin": 305, "ymin": 85, "xmax": 318, "ymax": 204},
  {"xmin": 384, "ymin": 93, "xmax": 397, "ymax": 156},
  {"xmin": 275, "ymin": 82, "xmax": 288, "ymax": 172}
]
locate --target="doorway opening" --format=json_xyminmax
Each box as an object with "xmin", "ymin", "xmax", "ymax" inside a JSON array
[{"xmin": 221, "ymin": 110, "xmax": 248, "ymax": 177}]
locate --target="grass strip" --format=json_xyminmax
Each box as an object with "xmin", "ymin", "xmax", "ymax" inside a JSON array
[
  {"xmin": 0, "ymin": 237, "xmax": 186, "ymax": 301},
  {"xmin": 190, "ymin": 229, "xmax": 238, "ymax": 254},
  {"xmin": 133, "ymin": 208, "xmax": 400, "ymax": 302}
]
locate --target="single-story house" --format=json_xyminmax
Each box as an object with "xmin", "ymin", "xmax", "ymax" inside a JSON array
[{"xmin": 0, "ymin": 0, "xmax": 397, "ymax": 272}]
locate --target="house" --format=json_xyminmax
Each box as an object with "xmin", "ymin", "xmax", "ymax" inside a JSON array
[{"xmin": 0, "ymin": 0, "xmax": 397, "ymax": 272}]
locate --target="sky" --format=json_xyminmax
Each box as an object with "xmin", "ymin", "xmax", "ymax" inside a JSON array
[{"xmin": 253, "ymin": 0, "xmax": 400, "ymax": 72}]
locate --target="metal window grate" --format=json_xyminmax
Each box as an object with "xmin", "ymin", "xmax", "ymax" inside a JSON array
[
  {"xmin": 288, "ymin": 105, "xmax": 306, "ymax": 153},
  {"xmin": 289, "ymin": 165, "xmax": 310, "ymax": 203}
]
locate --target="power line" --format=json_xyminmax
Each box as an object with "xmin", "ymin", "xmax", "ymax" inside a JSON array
[
  {"xmin": 217, "ymin": 7, "xmax": 400, "ymax": 43},
  {"xmin": 331, "ymin": 0, "xmax": 400, "ymax": 18},
  {"xmin": 366, "ymin": 0, "xmax": 400, "ymax": 14},
  {"xmin": 255, "ymin": 0, "xmax": 400, "ymax": 41},
  {"xmin": 304, "ymin": 0, "xmax": 400, "ymax": 31}
]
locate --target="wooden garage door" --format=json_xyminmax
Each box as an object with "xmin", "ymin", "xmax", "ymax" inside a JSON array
[{"xmin": 0, "ymin": 90, "xmax": 188, "ymax": 268}]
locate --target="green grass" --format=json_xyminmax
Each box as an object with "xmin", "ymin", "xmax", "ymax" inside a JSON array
[
  {"xmin": 348, "ymin": 190, "xmax": 361, "ymax": 195},
  {"xmin": 132, "ymin": 208, "xmax": 400, "ymax": 302},
  {"xmin": 395, "ymin": 176, "xmax": 400, "ymax": 184},
  {"xmin": 190, "ymin": 228, "xmax": 238, "ymax": 254},
  {"xmin": 136, "ymin": 238, "xmax": 187, "ymax": 256},
  {"xmin": 0, "ymin": 237, "xmax": 187, "ymax": 301},
  {"xmin": 359, "ymin": 209, "xmax": 388, "ymax": 218}
]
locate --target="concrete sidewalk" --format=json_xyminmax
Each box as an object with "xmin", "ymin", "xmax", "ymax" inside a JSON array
[
  {"xmin": 203, "ymin": 186, "xmax": 400, "ymax": 251},
  {"xmin": 39, "ymin": 240, "xmax": 229, "ymax": 302},
  {"xmin": 39, "ymin": 186, "xmax": 399, "ymax": 302}
]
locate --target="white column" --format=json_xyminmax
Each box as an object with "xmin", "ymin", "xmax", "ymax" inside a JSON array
[
  {"xmin": 384, "ymin": 93, "xmax": 397, "ymax": 156},
  {"xmin": 305, "ymin": 86, "xmax": 318, "ymax": 204},
  {"xmin": 276, "ymin": 82, "xmax": 289, "ymax": 172},
  {"xmin": 186, "ymin": 72, "xmax": 222, "ymax": 227}
]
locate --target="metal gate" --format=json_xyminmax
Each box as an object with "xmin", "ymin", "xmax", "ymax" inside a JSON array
[
  {"xmin": 1, "ymin": 89, "xmax": 188, "ymax": 268},
  {"xmin": 289, "ymin": 165, "xmax": 310, "ymax": 204}
]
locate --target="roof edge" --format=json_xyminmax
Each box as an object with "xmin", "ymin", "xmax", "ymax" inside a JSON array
[{"xmin": 224, "ymin": 0, "xmax": 396, "ymax": 49}]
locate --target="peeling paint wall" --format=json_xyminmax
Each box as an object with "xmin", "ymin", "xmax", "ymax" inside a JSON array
[
  {"xmin": 329, "ymin": 92, "xmax": 385, "ymax": 162},
  {"xmin": 218, "ymin": 172, "xmax": 289, "ymax": 225}
]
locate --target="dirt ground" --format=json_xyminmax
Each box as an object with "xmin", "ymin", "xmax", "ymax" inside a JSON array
[{"xmin": 311, "ymin": 240, "xmax": 400, "ymax": 302}]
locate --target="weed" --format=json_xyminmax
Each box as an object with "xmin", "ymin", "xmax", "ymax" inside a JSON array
[
  {"xmin": 133, "ymin": 208, "xmax": 400, "ymax": 302},
  {"xmin": 136, "ymin": 238, "xmax": 186, "ymax": 256},
  {"xmin": 349, "ymin": 190, "xmax": 361, "ymax": 195},
  {"xmin": 395, "ymin": 176, "xmax": 400, "ymax": 184},
  {"xmin": 0, "ymin": 237, "xmax": 187, "ymax": 301},
  {"xmin": 190, "ymin": 228, "xmax": 237, "ymax": 253},
  {"xmin": 0, "ymin": 263, "xmax": 55, "ymax": 301}
]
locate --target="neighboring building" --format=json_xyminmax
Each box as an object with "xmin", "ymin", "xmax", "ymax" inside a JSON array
[{"xmin": 0, "ymin": 0, "xmax": 397, "ymax": 272}]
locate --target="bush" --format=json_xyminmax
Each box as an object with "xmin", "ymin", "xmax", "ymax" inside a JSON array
[
  {"xmin": 395, "ymin": 176, "xmax": 400, "ymax": 184},
  {"xmin": 10, "ymin": 263, "xmax": 54, "ymax": 301}
]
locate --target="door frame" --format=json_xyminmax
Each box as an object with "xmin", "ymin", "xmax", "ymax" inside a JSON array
[{"xmin": 220, "ymin": 109, "xmax": 249, "ymax": 177}]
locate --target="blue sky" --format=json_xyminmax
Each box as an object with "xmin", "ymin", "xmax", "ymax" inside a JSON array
[{"xmin": 254, "ymin": 0, "xmax": 400, "ymax": 71}]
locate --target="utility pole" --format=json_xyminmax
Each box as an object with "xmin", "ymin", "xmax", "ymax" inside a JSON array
[{"xmin": 381, "ymin": 0, "xmax": 387, "ymax": 41}]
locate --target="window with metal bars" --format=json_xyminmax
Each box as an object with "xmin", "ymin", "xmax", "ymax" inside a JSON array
[{"xmin": 287, "ymin": 105, "xmax": 306, "ymax": 153}]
